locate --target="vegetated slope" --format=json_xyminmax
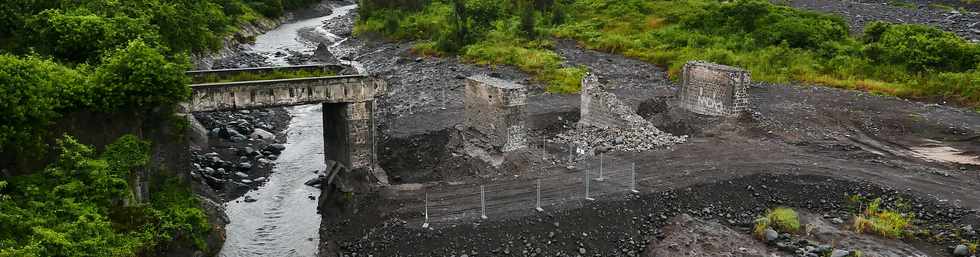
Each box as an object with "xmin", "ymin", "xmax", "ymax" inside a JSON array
[
  {"xmin": 0, "ymin": 136, "xmax": 211, "ymax": 256},
  {"xmin": 0, "ymin": 0, "xmax": 323, "ymax": 256},
  {"xmin": 355, "ymin": 0, "xmax": 980, "ymax": 108}
]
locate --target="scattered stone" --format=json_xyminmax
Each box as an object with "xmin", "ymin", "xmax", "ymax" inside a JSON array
[
  {"xmin": 243, "ymin": 196, "xmax": 257, "ymax": 203},
  {"xmin": 266, "ymin": 144, "xmax": 286, "ymax": 154},
  {"xmin": 764, "ymin": 228, "xmax": 778, "ymax": 242},
  {"xmin": 954, "ymin": 244, "xmax": 970, "ymax": 256},
  {"xmin": 305, "ymin": 176, "xmax": 327, "ymax": 187},
  {"xmin": 830, "ymin": 249, "xmax": 850, "ymax": 257},
  {"xmin": 235, "ymin": 172, "xmax": 249, "ymax": 178},
  {"xmin": 831, "ymin": 217, "xmax": 844, "ymax": 225},
  {"xmin": 250, "ymin": 128, "xmax": 276, "ymax": 141}
]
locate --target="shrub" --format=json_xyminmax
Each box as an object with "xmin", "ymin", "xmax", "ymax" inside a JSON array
[
  {"xmin": 0, "ymin": 55, "xmax": 84, "ymax": 154},
  {"xmin": 767, "ymin": 207, "xmax": 801, "ymax": 233},
  {"xmin": 753, "ymin": 11, "xmax": 848, "ymax": 50},
  {"xmin": 90, "ymin": 40, "xmax": 191, "ymax": 112},
  {"xmin": 26, "ymin": 9, "xmax": 159, "ymax": 63},
  {"xmin": 851, "ymin": 198, "xmax": 916, "ymax": 238},
  {"xmin": 0, "ymin": 135, "xmax": 211, "ymax": 256},
  {"xmin": 863, "ymin": 22, "xmax": 980, "ymax": 72},
  {"xmin": 753, "ymin": 207, "xmax": 801, "ymax": 239}
]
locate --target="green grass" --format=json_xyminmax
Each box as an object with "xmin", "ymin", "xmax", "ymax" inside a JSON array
[
  {"xmin": 553, "ymin": 0, "xmax": 980, "ymax": 105},
  {"xmin": 888, "ymin": 0, "xmax": 918, "ymax": 9},
  {"xmin": 356, "ymin": 0, "xmax": 980, "ymax": 107},
  {"xmin": 851, "ymin": 198, "xmax": 916, "ymax": 238},
  {"xmin": 192, "ymin": 69, "xmax": 337, "ymax": 84},
  {"xmin": 753, "ymin": 207, "xmax": 801, "ymax": 239}
]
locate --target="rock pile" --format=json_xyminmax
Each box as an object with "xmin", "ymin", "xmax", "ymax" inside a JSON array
[
  {"xmin": 553, "ymin": 123, "xmax": 686, "ymax": 154},
  {"xmin": 554, "ymin": 73, "xmax": 686, "ymax": 155},
  {"xmin": 190, "ymin": 108, "xmax": 289, "ymax": 199}
]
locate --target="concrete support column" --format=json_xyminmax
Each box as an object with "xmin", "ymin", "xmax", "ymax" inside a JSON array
[{"xmin": 322, "ymin": 101, "xmax": 375, "ymax": 171}]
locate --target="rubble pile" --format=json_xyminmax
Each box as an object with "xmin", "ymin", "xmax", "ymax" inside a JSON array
[
  {"xmin": 554, "ymin": 73, "xmax": 686, "ymax": 155},
  {"xmin": 554, "ymin": 122, "xmax": 686, "ymax": 154}
]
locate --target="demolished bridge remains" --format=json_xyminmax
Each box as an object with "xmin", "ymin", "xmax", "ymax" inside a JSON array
[
  {"xmin": 555, "ymin": 73, "xmax": 686, "ymax": 155},
  {"xmin": 183, "ymin": 65, "xmax": 386, "ymax": 173},
  {"xmin": 464, "ymin": 75, "xmax": 528, "ymax": 152},
  {"xmin": 678, "ymin": 61, "xmax": 750, "ymax": 117}
]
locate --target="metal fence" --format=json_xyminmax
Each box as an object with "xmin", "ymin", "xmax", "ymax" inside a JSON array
[{"xmin": 418, "ymin": 152, "xmax": 642, "ymax": 228}]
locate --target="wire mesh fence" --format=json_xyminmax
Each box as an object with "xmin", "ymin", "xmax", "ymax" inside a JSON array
[{"xmin": 417, "ymin": 152, "xmax": 642, "ymax": 228}]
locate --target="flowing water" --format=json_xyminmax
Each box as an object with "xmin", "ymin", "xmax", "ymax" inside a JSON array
[
  {"xmin": 246, "ymin": 4, "xmax": 364, "ymax": 73},
  {"xmin": 219, "ymin": 3, "xmax": 361, "ymax": 256},
  {"xmin": 220, "ymin": 105, "xmax": 325, "ymax": 257}
]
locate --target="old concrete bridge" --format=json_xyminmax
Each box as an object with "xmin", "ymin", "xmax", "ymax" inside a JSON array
[{"xmin": 183, "ymin": 65, "xmax": 385, "ymax": 172}]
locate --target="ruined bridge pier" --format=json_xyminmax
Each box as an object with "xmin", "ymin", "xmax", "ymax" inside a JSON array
[{"xmin": 184, "ymin": 66, "xmax": 386, "ymax": 172}]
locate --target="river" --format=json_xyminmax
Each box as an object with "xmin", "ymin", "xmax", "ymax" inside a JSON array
[{"xmin": 219, "ymin": 3, "xmax": 360, "ymax": 257}]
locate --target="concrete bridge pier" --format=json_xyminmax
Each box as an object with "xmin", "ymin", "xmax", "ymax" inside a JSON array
[{"xmin": 322, "ymin": 101, "xmax": 376, "ymax": 173}]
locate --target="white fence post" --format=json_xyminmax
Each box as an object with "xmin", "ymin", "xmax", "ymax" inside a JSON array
[
  {"xmin": 422, "ymin": 192, "xmax": 430, "ymax": 228},
  {"xmin": 480, "ymin": 185, "xmax": 488, "ymax": 219},
  {"xmin": 595, "ymin": 152, "xmax": 606, "ymax": 181},
  {"xmin": 585, "ymin": 168, "xmax": 595, "ymax": 201},
  {"xmin": 535, "ymin": 179, "xmax": 544, "ymax": 212},
  {"xmin": 631, "ymin": 162, "xmax": 639, "ymax": 194}
]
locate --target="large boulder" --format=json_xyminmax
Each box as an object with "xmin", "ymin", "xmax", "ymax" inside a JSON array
[
  {"xmin": 250, "ymin": 128, "xmax": 276, "ymax": 141},
  {"xmin": 313, "ymin": 42, "xmax": 339, "ymax": 64},
  {"xmin": 186, "ymin": 115, "xmax": 209, "ymax": 151}
]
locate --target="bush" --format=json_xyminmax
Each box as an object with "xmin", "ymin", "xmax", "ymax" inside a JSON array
[
  {"xmin": 0, "ymin": 55, "xmax": 84, "ymax": 154},
  {"xmin": 753, "ymin": 207, "xmax": 801, "ymax": 239},
  {"xmin": 90, "ymin": 40, "xmax": 191, "ymax": 112},
  {"xmin": 148, "ymin": 0, "xmax": 231, "ymax": 53},
  {"xmin": 26, "ymin": 9, "xmax": 159, "ymax": 63},
  {"xmin": 850, "ymin": 197, "xmax": 916, "ymax": 238},
  {"xmin": 767, "ymin": 207, "xmax": 801, "ymax": 233},
  {"xmin": 0, "ymin": 135, "xmax": 211, "ymax": 256},
  {"xmin": 863, "ymin": 22, "xmax": 980, "ymax": 72}
]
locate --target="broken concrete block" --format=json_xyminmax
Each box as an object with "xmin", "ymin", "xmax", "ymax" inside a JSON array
[
  {"xmin": 678, "ymin": 61, "xmax": 750, "ymax": 117},
  {"xmin": 464, "ymin": 75, "xmax": 527, "ymax": 152}
]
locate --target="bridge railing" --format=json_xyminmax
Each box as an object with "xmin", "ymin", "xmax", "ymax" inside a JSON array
[
  {"xmin": 183, "ymin": 65, "xmax": 385, "ymax": 112},
  {"xmin": 186, "ymin": 64, "xmax": 348, "ymax": 84}
]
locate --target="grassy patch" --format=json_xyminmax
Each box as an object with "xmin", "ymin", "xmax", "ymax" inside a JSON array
[
  {"xmin": 192, "ymin": 69, "xmax": 338, "ymax": 84},
  {"xmin": 753, "ymin": 207, "xmax": 801, "ymax": 238},
  {"xmin": 888, "ymin": 0, "xmax": 918, "ymax": 9},
  {"xmin": 850, "ymin": 197, "xmax": 916, "ymax": 238}
]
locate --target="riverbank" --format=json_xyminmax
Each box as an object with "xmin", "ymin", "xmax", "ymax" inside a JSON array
[{"xmin": 318, "ymin": 2, "xmax": 980, "ymax": 256}]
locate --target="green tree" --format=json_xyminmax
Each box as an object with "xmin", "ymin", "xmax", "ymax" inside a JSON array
[
  {"xmin": 864, "ymin": 22, "xmax": 980, "ymax": 72},
  {"xmin": 0, "ymin": 135, "xmax": 210, "ymax": 257},
  {"xmin": 26, "ymin": 9, "xmax": 159, "ymax": 63},
  {"xmin": 89, "ymin": 40, "xmax": 191, "ymax": 112},
  {"xmin": 0, "ymin": 55, "xmax": 84, "ymax": 154}
]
